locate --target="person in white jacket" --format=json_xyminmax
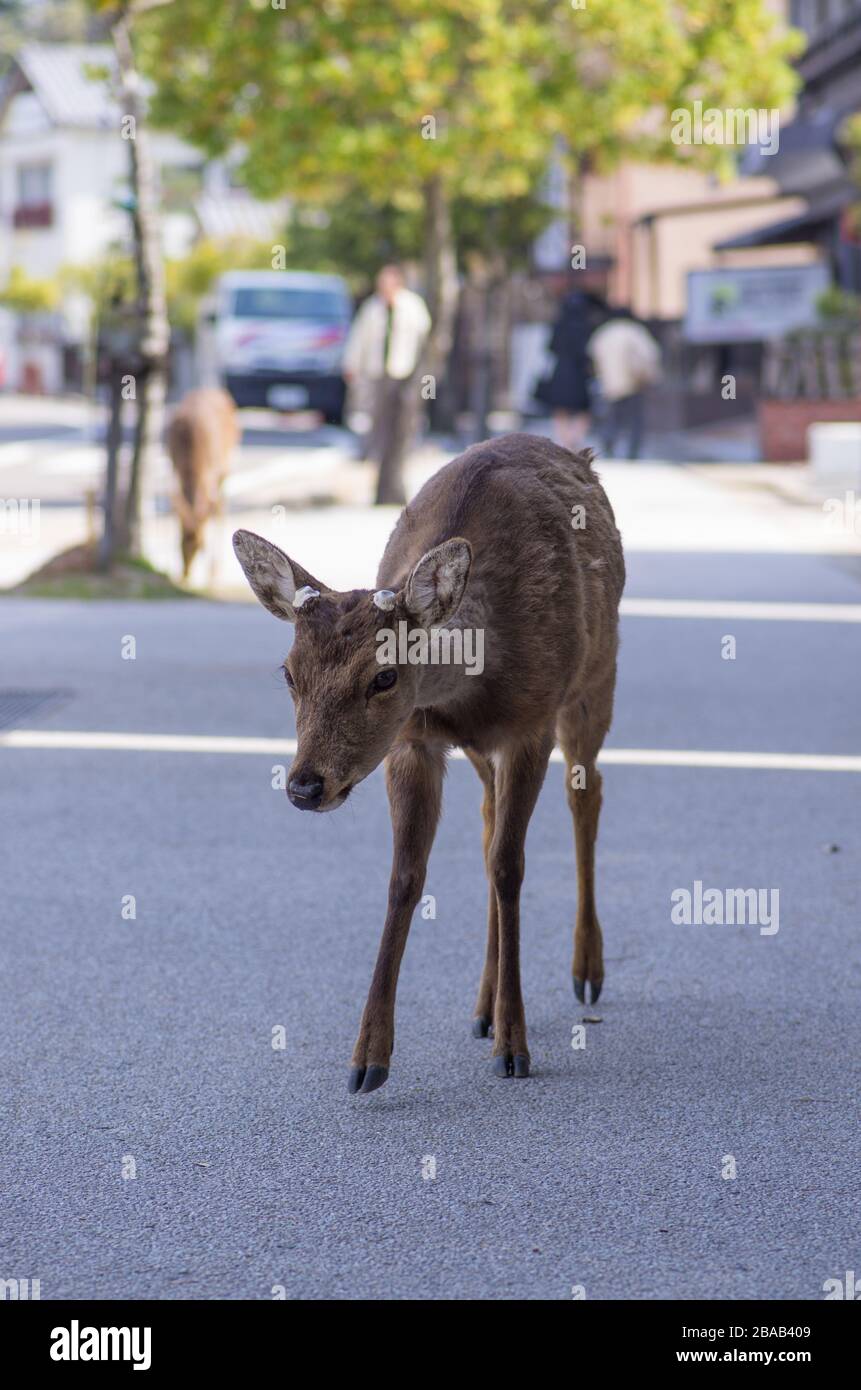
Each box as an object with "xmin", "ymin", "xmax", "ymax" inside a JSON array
[
  {"xmin": 588, "ymin": 310, "xmax": 662, "ymax": 460},
  {"xmin": 343, "ymin": 265, "xmax": 431, "ymax": 503}
]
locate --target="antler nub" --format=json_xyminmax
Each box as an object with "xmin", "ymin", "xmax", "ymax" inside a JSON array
[{"xmin": 373, "ymin": 589, "xmax": 396, "ymax": 611}]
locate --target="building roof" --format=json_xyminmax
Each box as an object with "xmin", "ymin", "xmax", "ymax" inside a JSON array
[
  {"xmin": 714, "ymin": 186, "xmax": 854, "ymax": 251},
  {"xmin": 4, "ymin": 44, "xmax": 119, "ymax": 130},
  {"xmin": 738, "ymin": 105, "xmax": 849, "ymax": 197}
]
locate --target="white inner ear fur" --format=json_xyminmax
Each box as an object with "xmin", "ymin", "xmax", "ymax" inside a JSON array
[
  {"xmin": 271, "ymin": 566, "xmax": 298, "ymax": 607},
  {"xmin": 232, "ymin": 529, "xmax": 301, "ymax": 619},
  {"xmin": 407, "ymin": 540, "xmax": 471, "ymax": 625}
]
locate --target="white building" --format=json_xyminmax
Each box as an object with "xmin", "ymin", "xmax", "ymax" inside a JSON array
[{"xmin": 0, "ymin": 44, "xmax": 285, "ymax": 393}]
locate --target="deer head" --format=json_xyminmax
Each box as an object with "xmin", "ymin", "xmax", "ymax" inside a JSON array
[{"xmin": 233, "ymin": 529, "xmax": 471, "ymax": 811}]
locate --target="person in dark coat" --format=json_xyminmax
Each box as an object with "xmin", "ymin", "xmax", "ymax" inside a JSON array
[{"xmin": 537, "ymin": 291, "xmax": 604, "ymax": 450}]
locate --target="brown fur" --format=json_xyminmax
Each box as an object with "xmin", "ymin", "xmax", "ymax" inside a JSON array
[
  {"xmin": 167, "ymin": 388, "xmax": 239, "ymax": 577},
  {"xmin": 233, "ymin": 432, "xmax": 625, "ymax": 1092}
]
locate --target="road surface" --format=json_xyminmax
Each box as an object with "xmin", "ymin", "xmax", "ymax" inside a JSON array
[{"xmin": 1, "ymin": 539, "xmax": 859, "ymax": 1300}]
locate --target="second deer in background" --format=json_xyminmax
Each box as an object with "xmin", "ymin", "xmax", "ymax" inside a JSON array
[{"xmin": 167, "ymin": 387, "xmax": 239, "ymax": 578}]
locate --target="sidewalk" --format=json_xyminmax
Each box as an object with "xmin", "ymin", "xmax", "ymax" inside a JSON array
[
  {"xmin": 3, "ymin": 435, "xmax": 860, "ymax": 594},
  {"xmin": 204, "ymin": 453, "xmax": 861, "ymax": 598}
]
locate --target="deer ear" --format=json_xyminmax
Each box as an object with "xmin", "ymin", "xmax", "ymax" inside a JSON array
[
  {"xmin": 404, "ymin": 537, "xmax": 472, "ymax": 627},
  {"xmin": 232, "ymin": 529, "xmax": 326, "ymax": 622}
]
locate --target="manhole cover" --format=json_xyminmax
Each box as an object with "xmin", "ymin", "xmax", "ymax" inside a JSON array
[{"xmin": 0, "ymin": 689, "xmax": 71, "ymax": 731}]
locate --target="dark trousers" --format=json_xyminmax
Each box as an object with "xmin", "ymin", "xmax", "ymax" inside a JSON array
[
  {"xmin": 601, "ymin": 392, "xmax": 645, "ymax": 460},
  {"xmin": 370, "ymin": 374, "xmax": 419, "ymax": 504}
]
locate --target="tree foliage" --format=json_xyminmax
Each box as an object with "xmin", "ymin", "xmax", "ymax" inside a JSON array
[
  {"xmin": 140, "ymin": 0, "xmax": 802, "ymax": 206},
  {"xmin": 0, "ymin": 265, "xmax": 60, "ymax": 314}
]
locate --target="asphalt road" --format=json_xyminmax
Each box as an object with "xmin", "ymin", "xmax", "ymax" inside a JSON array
[{"xmin": 1, "ymin": 547, "xmax": 859, "ymax": 1300}]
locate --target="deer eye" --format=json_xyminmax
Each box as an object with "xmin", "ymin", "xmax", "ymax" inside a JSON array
[
  {"xmin": 283, "ymin": 665, "xmax": 295, "ymax": 690},
  {"xmin": 368, "ymin": 668, "xmax": 397, "ymax": 696}
]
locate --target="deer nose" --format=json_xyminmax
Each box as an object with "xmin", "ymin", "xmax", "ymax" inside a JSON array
[{"xmin": 287, "ymin": 774, "xmax": 324, "ymax": 810}]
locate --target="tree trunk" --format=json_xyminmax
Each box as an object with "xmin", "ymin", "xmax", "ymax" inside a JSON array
[
  {"xmin": 468, "ymin": 272, "xmax": 492, "ymax": 443},
  {"xmin": 422, "ymin": 176, "xmax": 459, "ymax": 433},
  {"xmin": 113, "ymin": 12, "xmax": 170, "ymax": 558},
  {"xmin": 98, "ymin": 365, "xmax": 125, "ymax": 572},
  {"xmin": 374, "ymin": 449, "xmax": 406, "ymax": 507},
  {"xmin": 126, "ymin": 366, "xmax": 167, "ymax": 551}
]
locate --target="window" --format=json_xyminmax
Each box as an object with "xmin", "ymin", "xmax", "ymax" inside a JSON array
[
  {"xmin": 231, "ymin": 287, "xmax": 349, "ymax": 321},
  {"xmin": 13, "ymin": 163, "xmax": 53, "ymax": 228},
  {"xmin": 17, "ymin": 163, "xmax": 52, "ymax": 205}
]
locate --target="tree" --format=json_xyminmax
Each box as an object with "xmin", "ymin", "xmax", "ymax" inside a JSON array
[
  {"xmin": 839, "ymin": 112, "xmax": 861, "ymax": 253},
  {"xmin": 108, "ymin": 3, "xmax": 171, "ymax": 558},
  {"xmin": 0, "ymin": 266, "xmax": 60, "ymax": 315},
  {"xmin": 278, "ymin": 189, "xmax": 553, "ymax": 297},
  {"xmin": 138, "ymin": 0, "xmax": 801, "ymax": 381},
  {"xmin": 0, "ymin": 0, "xmax": 97, "ymax": 72},
  {"xmin": 78, "ymin": 0, "xmax": 173, "ymax": 563},
  {"xmin": 64, "ymin": 237, "xmax": 275, "ymax": 339},
  {"xmin": 164, "ymin": 237, "xmax": 275, "ymax": 335}
]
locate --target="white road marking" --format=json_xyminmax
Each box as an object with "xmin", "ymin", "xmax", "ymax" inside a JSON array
[
  {"xmin": 620, "ymin": 598, "xmax": 861, "ymax": 623},
  {"xmin": 222, "ymin": 448, "xmax": 351, "ymax": 497},
  {"xmin": 595, "ymin": 748, "xmax": 861, "ymax": 772},
  {"xmin": 0, "ymin": 443, "xmax": 34, "ymax": 469},
  {"xmin": 2, "ymin": 728, "xmax": 859, "ymax": 772},
  {"xmin": 40, "ymin": 447, "xmax": 108, "ymax": 476}
]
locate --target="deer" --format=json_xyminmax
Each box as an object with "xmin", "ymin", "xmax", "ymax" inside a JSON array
[
  {"xmin": 167, "ymin": 387, "xmax": 239, "ymax": 578},
  {"xmin": 233, "ymin": 432, "xmax": 625, "ymax": 1095}
]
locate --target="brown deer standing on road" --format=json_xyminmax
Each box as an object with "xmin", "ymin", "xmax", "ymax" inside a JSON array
[
  {"xmin": 233, "ymin": 433, "xmax": 624, "ymax": 1094},
  {"xmin": 167, "ymin": 387, "xmax": 239, "ymax": 578}
]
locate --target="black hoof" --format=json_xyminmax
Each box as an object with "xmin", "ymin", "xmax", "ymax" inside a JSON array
[
  {"xmin": 360, "ymin": 1065, "xmax": 389, "ymax": 1094},
  {"xmin": 574, "ymin": 977, "xmax": 602, "ymax": 1005},
  {"xmin": 348, "ymin": 1064, "xmax": 390, "ymax": 1095},
  {"xmin": 492, "ymin": 1052, "xmax": 530, "ymax": 1078},
  {"xmin": 472, "ymin": 1015, "xmax": 491, "ymax": 1038}
]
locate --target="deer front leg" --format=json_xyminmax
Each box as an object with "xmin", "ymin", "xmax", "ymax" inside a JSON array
[
  {"xmin": 488, "ymin": 732, "xmax": 554, "ymax": 1079},
  {"xmin": 348, "ymin": 739, "xmax": 444, "ymax": 1095}
]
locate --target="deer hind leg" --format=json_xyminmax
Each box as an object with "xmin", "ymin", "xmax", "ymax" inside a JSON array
[
  {"xmin": 465, "ymin": 750, "xmax": 498, "ymax": 1039},
  {"xmin": 487, "ymin": 730, "xmax": 554, "ymax": 1078},
  {"xmin": 557, "ymin": 672, "xmax": 616, "ymax": 1005}
]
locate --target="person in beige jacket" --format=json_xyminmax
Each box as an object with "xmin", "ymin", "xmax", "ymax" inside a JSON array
[
  {"xmin": 588, "ymin": 310, "xmax": 662, "ymax": 460},
  {"xmin": 343, "ymin": 265, "xmax": 431, "ymax": 503}
]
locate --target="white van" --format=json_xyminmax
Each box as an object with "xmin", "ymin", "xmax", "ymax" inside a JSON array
[{"xmin": 212, "ymin": 270, "xmax": 353, "ymax": 421}]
